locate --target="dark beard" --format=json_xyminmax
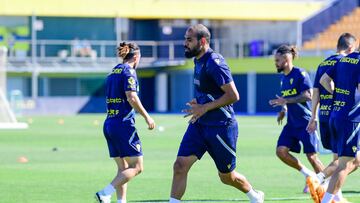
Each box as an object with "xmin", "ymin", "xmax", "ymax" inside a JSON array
[
  {"xmin": 184, "ymin": 45, "xmax": 201, "ymax": 58},
  {"xmin": 277, "ymin": 67, "xmax": 284, "ymax": 73}
]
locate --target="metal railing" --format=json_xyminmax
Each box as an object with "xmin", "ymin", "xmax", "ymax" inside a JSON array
[{"xmin": 6, "ymin": 38, "xmax": 271, "ymax": 64}]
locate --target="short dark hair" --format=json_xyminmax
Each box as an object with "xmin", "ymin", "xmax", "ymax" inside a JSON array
[
  {"xmin": 188, "ymin": 24, "xmax": 211, "ymax": 43},
  {"xmin": 337, "ymin": 33, "xmax": 357, "ymax": 51},
  {"xmin": 276, "ymin": 44, "xmax": 297, "ymax": 60}
]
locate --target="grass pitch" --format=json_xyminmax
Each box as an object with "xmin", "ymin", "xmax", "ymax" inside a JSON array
[{"xmin": 1, "ymin": 114, "xmax": 360, "ymax": 203}]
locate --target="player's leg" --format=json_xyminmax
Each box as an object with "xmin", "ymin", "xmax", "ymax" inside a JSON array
[
  {"xmin": 111, "ymin": 156, "xmax": 144, "ymax": 188},
  {"xmin": 114, "ymin": 157, "xmax": 128, "ymax": 203},
  {"xmin": 276, "ymin": 125, "xmax": 313, "ymax": 176},
  {"xmin": 170, "ymin": 123, "xmax": 206, "ymax": 202},
  {"xmin": 321, "ymin": 156, "xmax": 357, "ymax": 203},
  {"xmin": 170, "ymin": 155, "xmax": 198, "ymax": 201},
  {"xmin": 321, "ymin": 120, "xmax": 360, "ymax": 203},
  {"xmin": 306, "ymin": 152, "xmax": 324, "ymax": 173},
  {"xmin": 276, "ymin": 146, "xmax": 305, "ymax": 171},
  {"xmin": 317, "ymin": 120, "xmax": 338, "ymax": 183},
  {"xmin": 96, "ymin": 123, "xmax": 143, "ymax": 203},
  {"xmin": 206, "ymin": 122, "xmax": 264, "ymax": 203}
]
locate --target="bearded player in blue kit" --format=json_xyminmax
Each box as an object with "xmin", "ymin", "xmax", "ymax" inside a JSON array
[
  {"xmin": 269, "ymin": 45, "xmax": 324, "ymax": 194},
  {"xmin": 168, "ymin": 24, "xmax": 264, "ymax": 203}
]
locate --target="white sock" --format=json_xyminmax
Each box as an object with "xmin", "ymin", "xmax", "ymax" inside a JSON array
[
  {"xmin": 300, "ymin": 166, "xmax": 315, "ymax": 178},
  {"xmin": 333, "ymin": 190, "xmax": 343, "ymax": 201},
  {"xmin": 316, "ymin": 172, "xmax": 325, "ymax": 183},
  {"xmin": 321, "ymin": 192, "xmax": 334, "ymax": 203},
  {"xmin": 246, "ymin": 188, "xmax": 259, "ymax": 201},
  {"xmin": 117, "ymin": 200, "xmax": 126, "ymax": 203},
  {"xmin": 169, "ymin": 197, "xmax": 181, "ymax": 203},
  {"xmin": 322, "ymin": 177, "xmax": 330, "ymax": 188},
  {"xmin": 102, "ymin": 184, "xmax": 116, "ymax": 196}
]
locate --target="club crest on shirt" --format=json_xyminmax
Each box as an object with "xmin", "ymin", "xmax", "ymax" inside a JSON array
[
  {"xmin": 290, "ymin": 78, "xmax": 293, "ymax": 85},
  {"xmin": 227, "ymin": 164, "xmax": 231, "ymax": 169},
  {"xmin": 128, "ymin": 77, "xmax": 136, "ymax": 85},
  {"xmin": 214, "ymin": 58, "xmax": 220, "ymax": 65},
  {"xmin": 353, "ymin": 146, "xmax": 358, "ymax": 153},
  {"xmin": 136, "ymin": 144, "xmax": 141, "ymax": 152}
]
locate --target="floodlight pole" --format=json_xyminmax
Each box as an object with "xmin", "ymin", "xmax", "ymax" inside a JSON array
[
  {"xmin": 31, "ymin": 13, "xmax": 37, "ymax": 65},
  {"xmin": 31, "ymin": 12, "xmax": 38, "ymax": 100},
  {"xmin": 296, "ymin": 20, "xmax": 303, "ymax": 49}
]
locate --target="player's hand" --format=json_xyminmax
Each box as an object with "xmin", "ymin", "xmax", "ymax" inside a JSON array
[
  {"xmin": 306, "ymin": 118, "xmax": 317, "ymax": 133},
  {"xmin": 187, "ymin": 98, "xmax": 197, "ymax": 106},
  {"xmin": 145, "ymin": 116, "xmax": 156, "ymax": 130},
  {"xmin": 182, "ymin": 101, "xmax": 207, "ymax": 124},
  {"xmin": 269, "ymin": 95, "xmax": 287, "ymax": 107},
  {"xmin": 277, "ymin": 111, "xmax": 285, "ymax": 125}
]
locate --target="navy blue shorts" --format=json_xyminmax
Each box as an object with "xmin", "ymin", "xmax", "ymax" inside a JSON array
[
  {"xmin": 277, "ymin": 124, "xmax": 319, "ymax": 153},
  {"xmin": 319, "ymin": 121, "xmax": 334, "ymax": 152},
  {"xmin": 177, "ymin": 122, "xmax": 238, "ymax": 173},
  {"xmin": 329, "ymin": 118, "xmax": 360, "ymax": 157},
  {"xmin": 103, "ymin": 119, "xmax": 143, "ymax": 158}
]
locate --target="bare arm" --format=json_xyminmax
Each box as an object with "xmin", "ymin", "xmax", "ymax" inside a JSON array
[
  {"xmin": 183, "ymin": 81, "xmax": 239, "ymax": 123},
  {"xmin": 306, "ymin": 88, "xmax": 320, "ymax": 133},
  {"xmin": 285, "ymin": 90, "xmax": 312, "ymax": 104},
  {"xmin": 126, "ymin": 91, "xmax": 155, "ymax": 129},
  {"xmin": 203, "ymin": 81, "xmax": 239, "ymax": 111},
  {"xmin": 320, "ymin": 73, "xmax": 334, "ymax": 94},
  {"xmin": 269, "ymin": 90, "xmax": 311, "ymax": 107},
  {"xmin": 310, "ymin": 88, "xmax": 320, "ymax": 120}
]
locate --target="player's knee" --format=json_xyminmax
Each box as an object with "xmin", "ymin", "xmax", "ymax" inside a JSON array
[
  {"xmin": 218, "ymin": 172, "xmax": 235, "ymax": 185},
  {"xmin": 173, "ymin": 159, "xmax": 188, "ymax": 175},
  {"xmin": 276, "ymin": 148, "xmax": 288, "ymax": 159},
  {"xmin": 129, "ymin": 162, "xmax": 143, "ymax": 175},
  {"xmin": 136, "ymin": 164, "xmax": 144, "ymax": 174}
]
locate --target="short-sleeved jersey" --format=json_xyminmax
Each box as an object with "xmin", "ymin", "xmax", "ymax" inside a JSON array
[
  {"xmin": 193, "ymin": 49, "xmax": 236, "ymax": 126},
  {"xmin": 105, "ymin": 63, "xmax": 138, "ymax": 123},
  {"xmin": 313, "ymin": 54, "xmax": 343, "ymax": 122},
  {"xmin": 280, "ymin": 67, "xmax": 312, "ymax": 127},
  {"xmin": 326, "ymin": 52, "xmax": 360, "ymax": 122}
]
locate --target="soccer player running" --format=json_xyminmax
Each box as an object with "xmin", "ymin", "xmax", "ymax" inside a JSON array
[
  {"xmin": 319, "ymin": 41, "xmax": 360, "ymax": 203},
  {"xmin": 169, "ymin": 24, "xmax": 264, "ymax": 203},
  {"xmin": 95, "ymin": 42, "xmax": 155, "ymax": 203},
  {"xmin": 306, "ymin": 33, "xmax": 357, "ymax": 203},
  {"xmin": 269, "ymin": 45, "xmax": 324, "ymax": 193}
]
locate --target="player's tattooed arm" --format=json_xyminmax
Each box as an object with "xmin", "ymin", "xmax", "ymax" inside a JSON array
[
  {"xmin": 284, "ymin": 90, "xmax": 312, "ymax": 104},
  {"xmin": 269, "ymin": 90, "xmax": 311, "ymax": 107}
]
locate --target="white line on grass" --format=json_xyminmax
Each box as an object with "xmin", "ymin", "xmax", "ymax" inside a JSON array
[{"xmin": 131, "ymin": 193, "xmax": 360, "ymax": 202}]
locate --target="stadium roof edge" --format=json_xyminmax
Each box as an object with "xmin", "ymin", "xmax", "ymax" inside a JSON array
[{"xmin": 2, "ymin": 0, "xmax": 325, "ymax": 21}]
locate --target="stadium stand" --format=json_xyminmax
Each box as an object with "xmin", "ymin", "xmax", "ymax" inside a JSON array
[{"xmin": 302, "ymin": 0, "xmax": 360, "ymax": 50}]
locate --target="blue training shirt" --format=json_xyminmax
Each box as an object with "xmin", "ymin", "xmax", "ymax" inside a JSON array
[
  {"xmin": 313, "ymin": 54, "xmax": 343, "ymax": 122},
  {"xmin": 326, "ymin": 52, "xmax": 360, "ymax": 122},
  {"xmin": 280, "ymin": 67, "xmax": 312, "ymax": 127},
  {"xmin": 105, "ymin": 63, "xmax": 138, "ymax": 123},
  {"xmin": 193, "ymin": 48, "xmax": 236, "ymax": 126}
]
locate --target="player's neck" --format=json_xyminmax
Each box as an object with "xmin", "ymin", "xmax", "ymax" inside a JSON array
[
  {"xmin": 195, "ymin": 46, "xmax": 210, "ymax": 60},
  {"xmin": 283, "ymin": 65, "xmax": 293, "ymax": 75},
  {"xmin": 124, "ymin": 61, "xmax": 135, "ymax": 69},
  {"xmin": 338, "ymin": 51, "xmax": 346, "ymax": 56}
]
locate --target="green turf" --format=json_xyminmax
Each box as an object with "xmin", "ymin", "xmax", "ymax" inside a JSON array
[
  {"xmin": 1, "ymin": 115, "xmax": 360, "ymax": 203},
  {"xmin": 170, "ymin": 56, "xmax": 326, "ymax": 74}
]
